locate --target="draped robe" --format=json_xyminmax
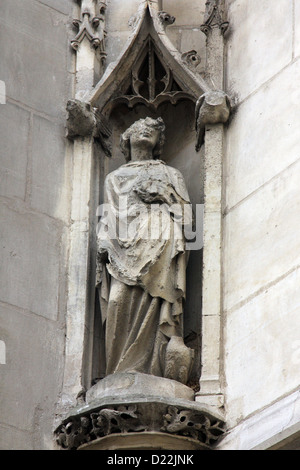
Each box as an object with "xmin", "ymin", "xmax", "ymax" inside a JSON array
[{"xmin": 96, "ymin": 159, "xmax": 192, "ymax": 378}]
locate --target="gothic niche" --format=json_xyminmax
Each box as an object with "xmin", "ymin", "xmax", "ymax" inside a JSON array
[
  {"xmin": 90, "ymin": 9, "xmax": 206, "ymax": 392},
  {"xmin": 58, "ymin": 1, "xmax": 230, "ymax": 450}
]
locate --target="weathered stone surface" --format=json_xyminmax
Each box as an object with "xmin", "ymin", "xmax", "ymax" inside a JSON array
[
  {"xmin": 36, "ymin": 0, "xmax": 74, "ymax": 15},
  {"xmin": 295, "ymin": 0, "xmax": 300, "ymax": 58},
  {"xmin": 97, "ymin": 118, "xmax": 194, "ymax": 382},
  {"xmin": 180, "ymin": 28, "xmax": 206, "ymax": 74},
  {"xmin": 31, "ymin": 116, "xmax": 71, "ymax": 221},
  {"xmin": 0, "ymin": 0, "xmax": 70, "ymax": 118},
  {"xmin": 225, "ymin": 267, "xmax": 300, "ymax": 425},
  {"xmin": 163, "ymin": 0, "xmax": 206, "ymax": 25},
  {"xmin": 224, "ymin": 157, "xmax": 300, "ymax": 312},
  {"xmin": 226, "ymin": 0, "xmax": 293, "ymax": 102},
  {"xmin": 0, "ymin": 302, "xmax": 65, "ymax": 442},
  {"xmin": 0, "ymin": 102, "xmax": 30, "ymax": 200},
  {"xmin": 195, "ymin": 91, "xmax": 230, "ymax": 150},
  {"xmin": 225, "ymin": 58, "xmax": 300, "ymax": 210},
  {"xmin": 106, "ymin": 0, "xmax": 141, "ymax": 32},
  {"xmin": 0, "ymin": 201, "xmax": 62, "ymax": 320},
  {"xmin": 0, "ymin": 423, "xmax": 33, "ymax": 450},
  {"xmin": 79, "ymin": 432, "xmax": 207, "ymax": 450},
  {"xmin": 55, "ymin": 393, "xmax": 225, "ymax": 450},
  {"xmin": 218, "ymin": 391, "xmax": 300, "ymax": 450},
  {"xmin": 66, "ymin": 100, "xmax": 111, "ymax": 156},
  {"xmin": 86, "ymin": 373, "xmax": 195, "ymax": 403},
  {"xmin": 105, "ymin": 31, "xmax": 133, "ymax": 64}
]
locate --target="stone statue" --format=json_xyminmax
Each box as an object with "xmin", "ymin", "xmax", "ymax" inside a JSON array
[{"xmin": 96, "ymin": 117, "xmax": 194, "ymax": 384}]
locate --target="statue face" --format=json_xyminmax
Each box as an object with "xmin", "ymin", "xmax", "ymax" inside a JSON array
[{"xmin": 129, "ymin": 121, "xmax": 161, "ymax": 154}]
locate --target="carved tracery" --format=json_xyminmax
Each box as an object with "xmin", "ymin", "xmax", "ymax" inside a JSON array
[{"xmin": 104, "ymin": 37, "xmax": 195, "ymax": 114}]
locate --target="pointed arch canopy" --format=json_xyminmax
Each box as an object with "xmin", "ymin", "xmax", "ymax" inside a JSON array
[{"xmin": 86, "ymin": 0, "xmax": 212, "ymax": 115}]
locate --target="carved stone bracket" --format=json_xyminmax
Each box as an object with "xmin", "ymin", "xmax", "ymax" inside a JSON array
[
  {"xmin": 158, "ymin": 11, "xmax": 176, "ymax": 27},
  {"xmin": 181, "ymin": 50, "xmax": 201, "ymax": 70},
  {"xmin": 200, "ymin": 0, "xmax": 229, "ymax": 36},
  {"xmin": 195, "ymin": 91, "xmax": 231, "ymax": 151},
  {"xmin": 71, "ymin": 0, "xmax": 107, "ymax": 61},
  {"xmin": 55, "ymin": 400, "xmax": 225, "ymax": 450},
  {"xmin": 66, "ymin": 99, "xmax": 112, "ymax": 156}
]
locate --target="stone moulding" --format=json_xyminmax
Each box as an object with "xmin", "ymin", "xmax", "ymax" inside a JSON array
[{"xmin": 55, "ymin": 398, "xmax": 225, "ymax": 451}]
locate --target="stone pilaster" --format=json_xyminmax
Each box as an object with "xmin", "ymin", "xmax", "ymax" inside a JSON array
[{"xmin": 195, "ymin": 0, "xmax": 230, "ymax": 412}]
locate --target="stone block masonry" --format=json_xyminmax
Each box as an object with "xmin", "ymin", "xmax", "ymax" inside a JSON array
[{"xmin": 0, "ymin": 0, "xmax": 74, "ymax": 450}]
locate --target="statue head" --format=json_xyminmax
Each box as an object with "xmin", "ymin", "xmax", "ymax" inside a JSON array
[{"xmin": 120, "ymin": 117, "xmax": 166, "ymax": 162}]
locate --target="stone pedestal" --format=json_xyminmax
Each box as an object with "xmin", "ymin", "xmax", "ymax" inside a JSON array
[
  {"xmin": 86, "ymin": 372, "xmax": 195, "ymax": 403},
  {"xmin": 55, "ymin": 373, "xmax": 225, "ymax": 450}
]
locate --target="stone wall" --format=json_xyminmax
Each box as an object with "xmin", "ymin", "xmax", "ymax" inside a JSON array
[
  {"xmin": 223, "ymin": 0, "xmax": 300, "ymax": 437},
  {"xmin": 0, "ymin": 0, "xmax": 74, "ymax": 450},
  {"xmin": 1, "ymin": 0, "xmax": 299, "ymax": 451}
]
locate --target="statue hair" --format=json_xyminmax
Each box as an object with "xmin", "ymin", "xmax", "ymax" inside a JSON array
[{"xmin": 120, "ymin": 117, "xmax": 166, "ymax": 162}]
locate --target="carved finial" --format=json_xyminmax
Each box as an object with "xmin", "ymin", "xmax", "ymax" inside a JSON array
[
  {"xmin": 158, "ymin": 11, "xmax": 176, "ymax": 27},
  {"xmin": 71, "ymin": 0, "xmax": 107, "ymax": 57},
  {"xmin": 181, "ymin": 50, "xmax": 201, "ymax": 69},
  {"xmin": 200, "ymin": 0, "xmax": 229, "ymax": 36}
]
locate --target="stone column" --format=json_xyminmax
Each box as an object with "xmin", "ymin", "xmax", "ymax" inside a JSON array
[
  {"xmin": 195, "ymin": 0, "xmax": 230, "ymax": 412},
  {"xmin": 61, "ymin": 0, "xmax": 108, "ymax": 405}
]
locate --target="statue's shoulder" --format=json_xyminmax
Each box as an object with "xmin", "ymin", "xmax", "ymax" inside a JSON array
[
  {"xmin": 105, "ymin": 163, "xmax": 128, "ymax": 179},
  {"xmin": 163, "ymin": 163, "xmax": 185, "ymax": 179}
]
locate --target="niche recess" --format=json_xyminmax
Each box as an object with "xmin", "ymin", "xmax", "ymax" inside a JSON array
[{"xmin": 89, "ymin": 2, "xmax": 212, "ymax": 388}]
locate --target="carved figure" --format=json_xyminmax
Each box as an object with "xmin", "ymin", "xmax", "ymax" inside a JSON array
[{"xmin": 96, "ymin": 117, "xmax": 193, "ymax": 383}]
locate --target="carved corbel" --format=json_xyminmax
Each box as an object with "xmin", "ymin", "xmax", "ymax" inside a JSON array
[
  {"xmin": 200, "ymin": 0, "xmax": 229, "ymax": 36},
  {"xmin": 195, "ymin": 91, "xmax": 231, "ymax": 151},
  {"xmin": 66, "ymin": 99, "xmax": 112, "ymax": 156},
  {"xmin": 158, "ymin": 11, "xmax": 176, "ymax": 27},
  {"xmin": 181, "ymin": 50, "xmax": 201, "ymax": 70},
  {"xmin": 71, "ymin": 0, "xmax": 107, "ymax": 58},
  {"xmin": 55, "ymin": 401, "xmax": 225, "ymax": 450}
]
